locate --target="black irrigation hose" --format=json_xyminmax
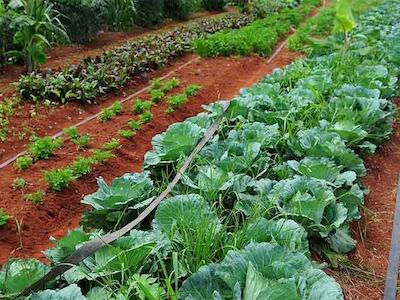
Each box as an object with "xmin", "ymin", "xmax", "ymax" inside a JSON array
[
  {"xmin": 18, "ymin": 101, "xmax": 230, "ymax": 298},
  {"xmin": 383, "ymin": 173, "xmax": 400, "ymax": 300}
]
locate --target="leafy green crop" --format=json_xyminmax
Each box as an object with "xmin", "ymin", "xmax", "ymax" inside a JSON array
[
  {"xmin": 0, "ymin": 208, "xmax": 10, "ymax": 226},
  {"xmin": 28, "ymin": 137, "xmax": 63, "ymax": 161},
  {"xmin": 17, "ymin": 13, "xmax": 255, "ymax": 104},
  {"xmin": 144, "ymin": 121, "xmax": 205, "ymax": 170},
  {"xmin": 4, "ymin": 2, "xmax": 400, "ymax": 298},
  {"xmin": 139, "ymin": 111, "xmax": 153, "ymax": 124},
  {"xmin": 103, "ymin": 138, "xmax": 121, "ymax": 151},
  {"xmin": 15, "ymin": 155, "xmax": 33, "ymax": 171},
  {"xmin": 98, "ymin": 107, "xmax": 116, "ymax": 122},
  {"xmin": 12, "ymin": 177, "xmax": 27, "ymax": 191},
  {"xmin": 194, "ymin": 0, "xmax": 320, "ymax": 57},
  {"xmin": 23, "ymin": 191, "xmax": 44, "ymax": 205},
  {"xmin": 132, "ymin": 100, "xmax": 152, "ymax": 114},
  {"xmin": 44, "ymin": 168, "xmax": 75, "ymax": 192},
  {"xmin": 0, "ymin": 259, "xmax": 49, "ymax": 296},
  {"xmin": 150, "ymin": 89, "xmax": 165, "ymax": 103},
  {"xmin": 184, "ymin": 84, "xmax": 201, "ymax": 97},
  {"xmin": 118, "ymin": 129, "xmax": 136, "ymax": 139},
  {"xmin": 161, "ymin": 77, "xmax": 180, "ymax": 93},
  {"xmin": 180, "ymin": 243, "xmax": 343, "ymax": 299},
  {"xmin": 81, "ymin": 172, "xmax": 155, "ymax": 230}
]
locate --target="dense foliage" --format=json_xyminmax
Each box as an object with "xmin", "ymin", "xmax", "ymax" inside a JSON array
[
  {"xmin": 194, "ymin": 0, "xmax": 320, "ymax": 57},
  {"xmin": 51, "ymin": 0, "xmax": 102, "ymax": 44},
  {"xmin": 202, "ymin": 0, "xmax": 225, "ymax": 11},
  {"xmin": 132, "ymin": 0, "xmax": 164, "ymax": 27},
  {"xmin": 16, "ymin": 13, "xmax": 255, "ymax": 103},
  {"xmin": 1, "ymin": 0, "xmax": 399, "ymax": 298},
  {"xmin": 164, "ymin": 0, "xmax": 200, "ymax": 21}
]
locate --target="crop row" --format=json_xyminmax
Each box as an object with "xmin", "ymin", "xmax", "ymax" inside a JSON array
[
  {"xmin": 9, "ymin": 77, "xmax": 202, "ymax": 205},
  {"xmin": 1, "ymin": 0, "xmax": 399, "ymax": 298},
  {"xmin": 194, "ymin": 0, "xmax": 320, "ymax": 57},
  {"xmin": 15, "ymin": 1, "xmax": 307, "ymax": 105},
  {"xmin": 16, "ymin": 13, "xmax": 254, "ymax": 104}
]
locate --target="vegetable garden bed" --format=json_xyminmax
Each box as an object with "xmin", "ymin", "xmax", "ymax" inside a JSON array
[
  {"xmin": 0, "ymin": 47, "xmax": 302, "ymax": 265},
  {"xmin": 1, "ymin": 0, "xmax": 399, "ymax": 299}
]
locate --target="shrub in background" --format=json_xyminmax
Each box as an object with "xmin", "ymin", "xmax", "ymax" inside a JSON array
[
  {"xmin": 100, "ymin": 0, "xmax": 136, "ymax": 31},
  {"xmin": 164, "ymin": 0, "xmax": 197, "ymax": 20},
  {"xmin": 203, "ymin": 0, "xmax": 225, "ymax": 11},
  {"xmin": 0, "ymin": 6, "xmax": 18, "ymax": 67},
  {"xmin": 133, "ymin": 0, "xmax": 164, "ymax": 27},
  {"xmin": 52, "ymin": 0, "xmax": 102, "ymax": 44}
]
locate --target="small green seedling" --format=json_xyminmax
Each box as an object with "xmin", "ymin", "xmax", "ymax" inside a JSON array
[
  {"xmin": 90, "ymin": 149, "xmax": 115, "ymax": 163},
  {"xmin": 128, "ymin": 119, "xmax": 141, "ymax": 131},
  {"xmin": 111, "ymin": 101, "xmax": 123, "ymax": 115},
  {"xmin": 103, "ymin": 138, "xmax": 121, "ymax": 151},
  {"xmin": 63, "ymin": 127, "xmax": 79, "ymax": 139},
  {"xmin": 132, "ymin": 100, "xmax": 152, "ymax": 114},
  {"xmin": 165, "ymin": 107, "xmax": 175, "ymax": 114},
  {"xmin": 12, "ymin": 178, "xmax": 27, "ymax": 191},
  {"xmin": 98, "ymin": 107, "xmax": 116, "ymax": 122},
  {"xmin": 43, "ymin": 168, "xmax": 75, "ymax": 192},
  {"xmin": 71, "ymin": 157, "xmax": 93, "ymax": 177},
  {"xmin": 28, "ymin": 136, "xmax": 63, "ymax": 160},
  {"xmin": 168, "ymin": 93, "xmax": 188, "ymax": 109},
  {"xmin": 118, "ymin": 129, "xmax": 136, "ymax": 139},
  {"xmin": 0, "ymin": 208, "xmax": 11, "ymax": 226},
  {"xmin": 73, "ymin": 134, "xmax": 91, "ymax": 149},
  {"xmin": 140, "ymin": 111, "xmax": 153, "ymax": 123},
  {"xmin": 184, "ymin": 84, "xmax": 202, "ymax": 96},
  {"xmin": 15, "ymin": 155, "xmax": 33, "ymax": 171},
  {"xmin": 150, "ymin": 89, "xmax": 165, "ymax": 103},
  {"xmin": 150, "ymin": 78, "xmax": 163, "ymax": 90},
  {"xmin": 24, "ymin": 191, "xmax": 44, "ymax": 205},
  {"xmin": 161, "ymin": 77, "xmax": 180, "ymax": 92}
]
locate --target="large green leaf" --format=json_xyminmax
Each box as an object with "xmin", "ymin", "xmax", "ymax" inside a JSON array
[
  {"xmin": 234, "ymin": 218, "xmax": 309, "ymax": 255},
  {"xmin": 269, "ymin": 176, "xmax": 336, "ymax": 226},
  {"xmin": 243, "ymin": 263, "xmax": 298, "ymax": 300},
  {"xmin": 30, "ymin": 45, "xmax": 47, "ymax": 65},
  {"xmin": 292, "ymin": 128, "xmax": 365, "ymax": 175},
  {"xmin": 144, "ymin": 122, "xmax": 205, "ymax": 167},
  {"xmin": 64, "ymin": 241, "xmax": 155, "ymax": 284},
  {"xmin": 81, "ymin": 172, "xmax": 154, "ymax": 230},
  {"xmin": 180, "ymin": 243, "xmax": 344, "ymax": 300},
  {"xmin": 334, "ymin": 0, "xmax": 356, "ymax": 33},
  {"xmin": 44, "ymin": 228, "xmax": 92, "ymax": 263},
  {"xmin": 28, "ymin": 284, "xmax": 85, "ymax": 300},
  {"xmin": 155, "ymin": 194, "xmax": 222, "ymax": 238},
  {"xmin": 0, "ymin": 259, "xmax": 49, "ymax": 296},
  {"xmin": 82, "ymin": 172, "xmax": 154, "ymax": 210}
]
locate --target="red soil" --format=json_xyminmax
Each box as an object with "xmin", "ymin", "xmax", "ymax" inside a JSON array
[{"xmin": 0, "ymin": 46, "xmax": 303, "ymax": 264}]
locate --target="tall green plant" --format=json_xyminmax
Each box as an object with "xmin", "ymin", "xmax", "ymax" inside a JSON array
[
  {"xmin": 334, "ymin": 0, "xmax": 357, "ymax": 55},
  {"xmin": 133, "ymin": 0, "xmax": 164, "ymax": 27},
  {"xmin": 203, "ymin": 0, "xmax": 225, "ymax": 11},
  {"xmin": 7, "ymin": 0, "xmax": 68, "ymax": 72},
  {"xmin": 164, "ymin": 0, "xmax": 196, "ymax": 21},
  {"xmin": 101, "ymin": 0, "xmax": 135, "ymax": 31}
]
